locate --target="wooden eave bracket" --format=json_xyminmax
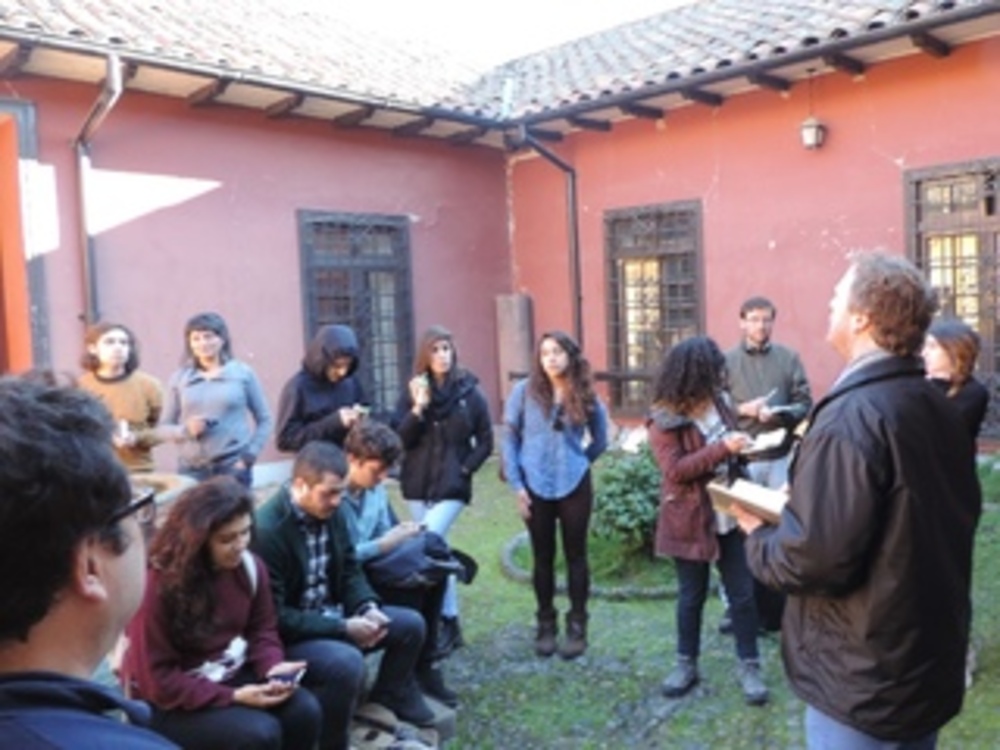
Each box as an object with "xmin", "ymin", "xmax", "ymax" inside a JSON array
[
  {"xmin": 619, "ymin": 102, "xmax": 664, "ymax": 120},
  {"xmin": 187, "ymin": 77, "xmax": 232, "ymax": 106},
  {"xmin": 332, "ymin": 105, "xmax": 374, "ymax": 128},
  {"xmin": 392, "ymin": 116, "xmax": 434, "ymax": 137},
  {"xmin": 0, "ymin": 43, "xmax": 33, "ymax": 77},
  {"xmin": 265, "ymin": 92, "xmax": 304, "ymax": 118},
  {"xmin": 567, "ymin": 114, "xmax": 612, "ymax": 132},
  {"xmin": 682, "ymin": 87, "xmax": 724, "ymax": 107},
  {"xmin": 910, "ymin": 31, "xmax": 951, "ymax": 58},
  {"xmin": 747, "ymin": 71, "xmax": 791, "ymax": 92},
  {"xmin": 447, "ymin": 126, "xmax": 488, "ymax": 145},
  {"xmin": 823, "ymin": 52, "xmax": 866, "ymax": 76},
  {"xmin": 526, "ymin": 126, "xmax": 563, "ymax": 142}
]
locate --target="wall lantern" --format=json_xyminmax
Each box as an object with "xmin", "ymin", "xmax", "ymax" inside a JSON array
[{"xmin": 800, "ymin": 116, "xmax": 827, "ymax": 149}]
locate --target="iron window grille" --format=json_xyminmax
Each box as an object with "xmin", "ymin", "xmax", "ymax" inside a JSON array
[
  {"xmin": 604, "ymin": 201, "xmax": 703, "ymax": 415},
  {"xmin": 298, "ymin": 211, "xmax": 414, "ymax": 421}
]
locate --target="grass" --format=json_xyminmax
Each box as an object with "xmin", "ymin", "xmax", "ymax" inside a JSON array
[{"xmin": 407, "ymin": 457, "xmax": 1000, "ymax": 749}]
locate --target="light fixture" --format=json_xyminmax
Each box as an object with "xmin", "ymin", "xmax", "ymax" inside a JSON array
[
  {"xmin": 800, "ymin": 116, "xmax": 826, "ymax": 149},
  {"xmin": 800, "ymin": 70, "xmax": 827, "ymax": 150}
]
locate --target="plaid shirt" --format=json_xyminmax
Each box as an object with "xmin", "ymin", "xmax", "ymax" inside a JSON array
[{"xmin": 288, "ymin": 497, "xmax": 330, "ymax": 613}]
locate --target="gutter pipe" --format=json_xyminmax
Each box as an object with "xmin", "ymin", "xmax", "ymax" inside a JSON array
[
  {"xmin": 513, "ymin": 126, "xmax": 583, "ymax": 348},
  {"xmin": 72, "ymin": 53, "xmax": 123, "ymax": 326}
]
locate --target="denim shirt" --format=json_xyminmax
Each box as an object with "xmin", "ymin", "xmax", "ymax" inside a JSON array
[{"xmin": 500, "ymin": 379, "xmax": 608, "ymax": 500}]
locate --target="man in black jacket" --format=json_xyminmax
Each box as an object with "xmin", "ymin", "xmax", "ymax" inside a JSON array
[{"xmin": 734, "ymin": 253, "xmax": 981, "ymax": 747}]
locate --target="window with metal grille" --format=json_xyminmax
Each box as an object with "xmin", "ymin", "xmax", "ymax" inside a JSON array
[
  {"xmin": 604, "ymin": 202, "xmax": 703, "ymax": 414},
  {"xmin": 298, "ymin": 211, "xmax": 414, "ymax": 420},
  {"xmin": 907, "ymin": 162, "xmax": 999, "ymax": 435}
]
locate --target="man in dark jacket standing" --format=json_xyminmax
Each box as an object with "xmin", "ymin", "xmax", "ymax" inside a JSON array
[
  {"xmin": 0, "ymin": 376, "xmax": 177, "ymax": 749},
  {"xmin": 734, "ymin": 253, "xmax": 981, "ymax": 748},
  {"xmin": 275, "ymin": 325, "xmax": 367, "ymax": 451}
]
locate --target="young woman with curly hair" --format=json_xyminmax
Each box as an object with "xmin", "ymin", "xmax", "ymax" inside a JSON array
[
  {"xmin": 500, "ymin": 330, "xmax": 608, "ymax": 659},
  {"xmin": 122, "ymin": 477, "xmax": 321, "ymax": 750},
  {"xmin": 647, "ymin": 336, "xmax": 768, "ymax": 706}
]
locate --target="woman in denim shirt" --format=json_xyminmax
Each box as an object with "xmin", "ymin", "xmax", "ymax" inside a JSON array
[{"xmin": 501, "ymin": 331, "xmax": 608, "ymax": 660}]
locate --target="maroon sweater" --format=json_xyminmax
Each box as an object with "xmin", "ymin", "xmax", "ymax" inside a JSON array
[{"xmin": 124, "ymin": 555, "xmax": 284, "ymax": 711}]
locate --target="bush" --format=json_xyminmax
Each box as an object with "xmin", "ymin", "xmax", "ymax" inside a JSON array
[{"xmin": 592, "ymin": 444, "xmax": 661, "ymax": 556}]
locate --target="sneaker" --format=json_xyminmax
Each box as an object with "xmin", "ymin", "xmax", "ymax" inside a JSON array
[
  {"xmin": 736, "ymin": 659, "xmax": 769, "ymax": 706},
  {"xmin": 369, "ymin": 686, "xmax": 436, "ymax": 727},
  {"xmin": 661, "ymin": 656, "xmax": 698, "ymax": 698},
  {"xmin": 417, "ymin": 664, "xmax": 459, "ymax": 708}
]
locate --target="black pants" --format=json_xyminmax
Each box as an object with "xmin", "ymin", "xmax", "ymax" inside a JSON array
[
  {"xmin": 524, "ymin": 472, "xmax": 593, "ymax": 618},
  {"xmin": 374, "ymin": 579, "xmax": 447, "ymax": 667}
]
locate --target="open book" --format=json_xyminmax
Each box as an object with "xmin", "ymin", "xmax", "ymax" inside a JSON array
[
  {"xmin": 707, "ymin": 479, "xmax": 787, "ymax": 524},
  {"xmin": 739, "ymin": 428, "xmax": 787, "ymax": 456}
]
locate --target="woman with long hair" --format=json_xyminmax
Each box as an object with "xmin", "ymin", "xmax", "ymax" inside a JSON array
[
  {"xmin": 163, "ymin": 312, "xmax": 272, "ymax": 487},
  {"xmin": 500, "ymin": 330, "xmax": 608, "ymax": 659},
  {"xmin": 122, "ymin": 477, "xmax": 321, "ymax": 750},
  {"xmin": 922, "ymin": 317, "xmax": 990, "ymax": 439},
  {"xmin": 391, "ymin": 325, "xmax": 492, "ymax": 659},
  {"xmin": 647, "ymin": 336, "xmax": 767, "ymax": 705},
  {"xmin": 78, "ymin": 321, "xmax": 166, "ymax": 472}
]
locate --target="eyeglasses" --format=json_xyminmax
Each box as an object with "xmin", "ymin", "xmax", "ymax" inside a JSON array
[{"xmin": 105, "ymin": 487, "xmax": 157, "ymax": 527}]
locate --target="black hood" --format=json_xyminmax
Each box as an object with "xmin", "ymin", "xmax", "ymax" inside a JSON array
[{"xmin": 303, "ymin": 325, "xmax": 360, "ymax": 379}]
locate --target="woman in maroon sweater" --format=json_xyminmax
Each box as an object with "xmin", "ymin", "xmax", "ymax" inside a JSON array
[{"xmin": 123, "ymin": 478, "xmax": 321, "ymax": 750}]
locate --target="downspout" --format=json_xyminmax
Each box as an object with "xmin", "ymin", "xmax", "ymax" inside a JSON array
[
  {"xmin": 514, "ymin": 127, "xmax": 584, "ymax": 348},
  {"xmin": 72, "ymin": 53, "xmax": 123, "ymax": 326}
]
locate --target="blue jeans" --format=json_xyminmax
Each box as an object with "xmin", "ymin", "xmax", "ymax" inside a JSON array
[
  {"xmin": 805, "ymin": 706, "xmax": 938, "ymax": 749},
  {"xmin": 673, "ymin": 529, "xmax": 759, "ymax": 660}
]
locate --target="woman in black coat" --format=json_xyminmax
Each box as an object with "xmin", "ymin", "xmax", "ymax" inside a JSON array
[{"xmin": 391, "ymin": 325, "xmax": 493, "ymax": 654}]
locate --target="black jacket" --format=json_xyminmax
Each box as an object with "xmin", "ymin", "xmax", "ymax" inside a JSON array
[
  {"xmin": 392, "ymin": 370, "xmax": 493, "ymax": 503},
  {"xmin": 275, "ymin": 325, "xmax": 366, "ymax": 452},
  {"xmin": 0, "ymin": 672, "xmax": 177, "ymax": 749},
  {"xmin": 744, "ymin": 354, "xmax": 981, "ymax": 740}
]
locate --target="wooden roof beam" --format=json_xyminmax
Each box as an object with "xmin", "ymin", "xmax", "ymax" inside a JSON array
[
  {"xmin": 747, "ymin": 71, "xmax": 791, "ymax": 93},
  {"xmin": 187, "ymin": 77, "xmax": 231, "ymax": 106},
  {"xmin": 393, "ymin": 116, "xmax": 435, "ymax": 137},
  {"xmin": 567, "ymin": 114, "xmax": 612, "ymax": 132},
  {"xmin": 332, "ymin": 105, "xmax": 374, "ymax": 128},
  {"xmin": 619, "ymin": 102, "xmax": 664, "ymax": 120},
  {"xmin": 526, "ymin": 126, "xmax": 563, "ymax": 142},
  {"xmin": 910, "ymin": 31, "xmax": 951, "ymax": 58},
  {"xmin": 265, "ymin": 92, "xmax": 304, "ymax": 118},
  {"xmin": 682, "ymin": 88, "xmax": 724, "ymax": 107},
  {"xmin": 448, "ymin": 126, "xmax": 488, "ymax": 145},
  {"xmin": 0, "ymin": 44, "xmax": 32, "ymax": 78},
  {"xmin": 823, "ymin": 52, "xmax": 866, "ymax": 76}
]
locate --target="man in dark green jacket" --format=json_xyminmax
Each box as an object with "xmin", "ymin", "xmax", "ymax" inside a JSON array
[{"xmin": 253, "ymin": 441, "xmax": 432, "ymax": 750}]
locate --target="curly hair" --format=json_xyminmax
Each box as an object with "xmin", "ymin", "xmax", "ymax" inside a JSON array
[
  {"xmin": 927, "ymin": 317, "xmax": 981, "ymax": 393},
  {"xmin": 148, "ymin": 477, "xmax": 255, "ymax": 651},
  {"xmin": 650, "ymin": 336, "xmax": 727, "ymax": 417},
  {"xmin": 848, "ymin": 253, "xmax": 938, "ymax": 357},
  {"xmin": 344, "ymin": 419, "xmax": 403, "ymax": 467},
  {"xmin": 528, "ymin": 330, "xmax": 596, "ymax": 426},
  {"xmin": 80, "ymin": 321, "xmax": 140, "ymax": 375}
]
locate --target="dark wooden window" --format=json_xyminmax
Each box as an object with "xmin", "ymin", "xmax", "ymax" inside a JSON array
[
  {"xmin": 298, "ymin": 211, "xmax": 414, "ymax": 420},
  {"xmin": 907, "ymin": 162, "xmax": 999, "ymax": 435},
  {"xmin": 604, "ymin": 202, "xmax": 703, "ymax": 414}
]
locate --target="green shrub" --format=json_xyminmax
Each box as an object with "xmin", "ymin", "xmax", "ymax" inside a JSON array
[{"xmin": 592, "ymin": 444, "xmax": 661, "ymax": 555}]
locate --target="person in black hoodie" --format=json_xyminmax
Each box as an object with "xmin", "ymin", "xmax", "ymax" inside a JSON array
[
  {"xmin": 276, "ymin": 325, "xmax": 367, "ymax": 452},
  {"xmin": 391, "ymin": 325, "xmax": 493, "ymax": 656}
]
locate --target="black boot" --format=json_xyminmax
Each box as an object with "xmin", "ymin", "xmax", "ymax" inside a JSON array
[
  {"xmin": 435, "ymin": 616, "xmax": 464, "ymax": 660},
  {"xmin": 417, "ymin": 663, "xmax": 459, "ymax": 708},
  {"xmin": 558, "ymin": 612, "xmax": 588, "ymax": 660},
  {"xmin": 535, "ymin": 609, "xmax": 558, "ymax": 657}
]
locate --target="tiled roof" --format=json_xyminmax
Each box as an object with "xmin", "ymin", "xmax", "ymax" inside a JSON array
[
  {"xmin": 0, "ymin": 0, "xmax": 996, "ymax": 126},
  {"xmin": 0, "ymin": 0, "xmax": 482, "ymax": 109},
  {"xmin": 453, "ymin": 0, "xmax": 994, "ymax": 119}
]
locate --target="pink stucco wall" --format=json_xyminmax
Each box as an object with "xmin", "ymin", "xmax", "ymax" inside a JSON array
[
  {"xmin": 509, "ymin": 36, "xmax": 1000, "ymax": 406},
  {"xmin": 8, "ymin": 77, "xmax": 508, "ymax": 465}
]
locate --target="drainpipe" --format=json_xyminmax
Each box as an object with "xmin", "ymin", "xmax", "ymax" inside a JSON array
[
  {"xmin": 72, "ymin": 53, "xmax": 123, "ymax": 326},
  {"xmin": 512, "ymin": 126, "xmax": 584, "ymax": 348}
]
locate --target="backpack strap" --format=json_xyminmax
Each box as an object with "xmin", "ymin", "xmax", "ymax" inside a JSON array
[{"xmin": 241, "ymin": 550, "xmax": 258, "ymax": 596}]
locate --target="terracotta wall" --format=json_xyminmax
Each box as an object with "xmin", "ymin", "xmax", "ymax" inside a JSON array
[
  {"xmin": 6, "ymin": 78, "xmax": 508, "ymax": 466},
  {"xmin": 508, "ymin": 37, "xmax": 1000, "ymax": 404}
]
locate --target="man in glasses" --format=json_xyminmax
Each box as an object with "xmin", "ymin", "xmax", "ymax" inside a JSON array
[{"xmin": 0, "ymin": 376, "xmax": 176, "ymax": 749}]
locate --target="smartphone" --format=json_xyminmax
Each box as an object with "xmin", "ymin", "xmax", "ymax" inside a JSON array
[
  {"xmin": 355, "ymin": 404, "xmax": 371, "ymax": 416},
  {"xmin": 273, "ymin": 667, "xmax": 306, "ymax": 686}
]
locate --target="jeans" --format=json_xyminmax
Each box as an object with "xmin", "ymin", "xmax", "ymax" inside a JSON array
[
  {"xmin": 406, "ymin": 498, "xmax": 464, "ymax": 618},
  {"xmin": 805, "ymin": 706, "xmax": 938, "ymax": 750},
  {"xmin": 284, "ymin": 604, "xmax": 424, "ymax": 750},
  {"xmin": 674, "ymin": 529, "xmax": 759, "ymax": 660},
  {"xmin": 524, "ymin": 472, "xmax": 592, "ymax": 618},
  {"xmin": 150, "ymin": 667, "xmax": 321, "ymax": 750}
]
